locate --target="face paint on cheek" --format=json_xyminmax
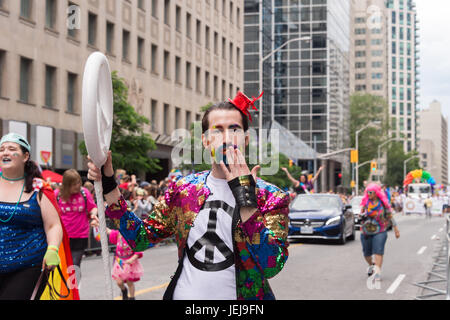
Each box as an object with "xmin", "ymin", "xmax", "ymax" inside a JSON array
[{"xmin": 12, "ymin": 153, "xmax": 20, "ymax": 158}]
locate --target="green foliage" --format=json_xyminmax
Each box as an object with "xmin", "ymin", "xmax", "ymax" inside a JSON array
[
  {"xmin": 350, "ymin": 93, "xmax": 390, "ymax": 187},
  {"xmin": 258, "ymin": 153, "xmax": 303, "ymax": 190},
  {"xmin": 79, "ymin": 71, "xmax": 161, "ymax": 174},
  {"xmin": 384, "ymin": 141, "xmax": 421, "ymax": 187}
]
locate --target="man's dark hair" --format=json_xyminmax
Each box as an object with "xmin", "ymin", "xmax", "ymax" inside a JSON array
[{"xmin": 201, "ymin": 101, "xmax": 249, "ymax": 133}]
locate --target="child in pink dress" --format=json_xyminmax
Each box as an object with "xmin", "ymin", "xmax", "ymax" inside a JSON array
[{"xmin": 108, "ymin": 229, "xmax": 144, "ymax": 300}]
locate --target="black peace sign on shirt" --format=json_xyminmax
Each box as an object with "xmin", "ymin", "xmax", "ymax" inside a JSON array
[{"xmin": 186, "ymin": 200, "xmax": 237, "ymax": 272}]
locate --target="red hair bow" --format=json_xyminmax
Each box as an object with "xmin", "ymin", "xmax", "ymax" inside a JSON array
[{"xmin": 228, "ymin": 91, "xmax": 264, "ymax": 122}]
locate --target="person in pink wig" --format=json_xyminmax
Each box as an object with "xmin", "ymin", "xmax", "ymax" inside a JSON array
[{"xmin": 360, "ymin": 183, "xmax": 400, "ymax": 281}]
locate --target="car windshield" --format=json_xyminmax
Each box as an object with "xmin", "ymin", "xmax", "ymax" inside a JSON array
[
  {"xmin": 408, "ymin": 185, "xmax": 431, "ymax": 194},
  {"xmin": 291, "ymin": 196, "xmax": 341, "ymax": 211}
]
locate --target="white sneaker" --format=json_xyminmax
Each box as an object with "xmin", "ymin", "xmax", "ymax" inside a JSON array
[{"xmin": 374, "ymin": 272, "xmax": 381, "ymax": 282}]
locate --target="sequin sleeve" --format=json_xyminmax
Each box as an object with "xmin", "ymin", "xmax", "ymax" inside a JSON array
[
  {"xmin": 238, "ymin": 184, "xmax": 290, "ymax": 279},
  {"xmin": 106, "ymin": 181, "xmax": 178, "ymax": 252}
]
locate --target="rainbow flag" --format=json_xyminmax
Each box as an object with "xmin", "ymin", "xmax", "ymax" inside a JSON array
[{"xmin": 40, "ymin": 187, "xmax": 80, "ymax": 300}]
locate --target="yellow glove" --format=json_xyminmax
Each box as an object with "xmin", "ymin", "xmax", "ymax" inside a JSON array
[{"xmin": 44, "ymin": 245, "xmax": 60, "ymax": 267}]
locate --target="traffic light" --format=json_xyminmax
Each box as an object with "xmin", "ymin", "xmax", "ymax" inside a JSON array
[
  {"xmin": 335, "ymin": 170, "xmax": 342, "ymax": 186},
  {"xmin": 370, "ymin": 161, "xmax": 377, "ymax": 172},
  {"xmin": 289, "ymin": 159, "xmax": 294, "ymax": 167}
]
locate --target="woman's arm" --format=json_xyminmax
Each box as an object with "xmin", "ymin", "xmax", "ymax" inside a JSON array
[
  {"xmin": 281, "ymin": 168, "xmax": 300, "ymax": 187},
  {"xmin": 39, "ymin": 193, "xmax": 63, "ymax": 270},
  {"xmin": 310, "ymin": 165, "xmax": 324, "ymax": 183}
]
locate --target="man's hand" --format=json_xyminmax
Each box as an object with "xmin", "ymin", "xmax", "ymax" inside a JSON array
[{"xmin": 87, "ymin": 151, "xmax": 113, "ymax": 181}]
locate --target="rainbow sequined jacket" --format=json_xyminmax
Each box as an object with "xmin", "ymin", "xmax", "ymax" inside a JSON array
[{"xmin": 105, "ymin": 171, "xmax": 290, "ymax": 300}]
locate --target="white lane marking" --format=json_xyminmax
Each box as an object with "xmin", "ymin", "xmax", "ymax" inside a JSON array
[
  {"xmin": 386, "ymin": 274, "xmax": 406, "ymax": 294},
  {"xmin": 431, "ymin": 234, "xmax": 437, "ymax": 240},
  {"xmin": 439, "ymin": 228, "xmax": 443, "ymax": 233},
  {"xmin": 417, "ymin": 246, "xmax": 427, "ymax": 255}
]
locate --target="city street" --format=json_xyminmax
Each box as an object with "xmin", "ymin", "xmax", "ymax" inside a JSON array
[{"xmin": 79, "ymin": 213, "xmax": 447, "ymax": 300}]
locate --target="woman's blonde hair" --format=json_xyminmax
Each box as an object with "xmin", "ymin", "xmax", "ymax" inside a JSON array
[{"xmin": 61, "ymin": 169, "xmax": 82, "ymax": 201}]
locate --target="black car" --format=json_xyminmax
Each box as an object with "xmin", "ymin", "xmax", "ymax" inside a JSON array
[{"xmin": 288, "ymin": 194, "xmax": 355, "ymax": 244}]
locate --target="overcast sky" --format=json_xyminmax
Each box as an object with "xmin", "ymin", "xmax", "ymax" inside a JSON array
[
  {"xmin": 415, "ymin": 0, "xmax": 450, "ymax": 174},
  {"xmin": 416, "ymin": 0, "xmax": 450, "ymax": 114}
]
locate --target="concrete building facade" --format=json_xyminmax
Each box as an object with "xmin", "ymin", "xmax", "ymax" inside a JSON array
[
  {"xmin": 418, "ymin": 100, "xmax": 448, "ymax": 186},
  {"xmin": 351, "ymin": 0, "xmax": 420, "ymax": 154},
  {"xmin": 0, "ymin": 0, "xmax": 243, "ymax": 178}
]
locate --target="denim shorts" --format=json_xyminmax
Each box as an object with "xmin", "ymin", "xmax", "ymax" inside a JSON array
[{"xmin": 360, "ymin": 231, "xmax": 388, "ymax": 256}]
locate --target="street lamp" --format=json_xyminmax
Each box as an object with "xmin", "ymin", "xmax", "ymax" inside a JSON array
[
  {"xmin": 355, "ymin": 120, "xmax": 381, "ymax": 195},
  {"xmin": 377, "ymin": 137, "xmax": 402, "ymax": 173},
  {"xmin": 258, "ymin": 36, "xmax": 311, "ymax": 163},
  {"xmin": 404, "ymin": 155, "xmax": 420, "ymax": 181}
]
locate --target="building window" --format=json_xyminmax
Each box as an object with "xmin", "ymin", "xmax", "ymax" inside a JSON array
[
  {"xmin": 164, "ymin": 0, "xmax": 170, "ymax": 26},
  {"xmin": 214, "ymin": 32, "xmax": 219, "ymax": 55},
  {"xmin": 163, "ymin": 104, "xmax": 170, "ymax": 135},
  {"xmin": 151, "ymin": 99, "xmax": 158, "ymax": 132},
  {"xmin": 175, "ymin": 107, "xmax": 181, "ymax": 129},
  {"xmin": 138, "ymin": 37, "xmax": 145, "ymax": 68},
  {"xmin": 186, "ymin": 13, "xmax": 192, "ymax": 39},
  {"xmin": 164, "ymin": 51, "xmax": 170, "ymax": 79},
  {"xmin": 19, "ymin": 57, "xmax": 32, "ymax": 103},
  {"xmin": 67, "ymin": 2, "xmax": 79, "ymax": 39},
  {"xmin": 88, "ymin": 12, "xmax": 97, "ymax": 47},
  {"xmin": 122, "ymin": 30, "xmax": 130, "ymax": 61},
  {"xmin": 196, "ymin": 20, "xmax": 201, "ymax": 45},
  {"xmin": 67, "ymin": 72, "xmax": 77, "ymax": 113},
  {"xmin": 45, "ymin": 65, "xmax": 56, "ymax": 108},
  {"xmin": 138, "ymin": 0, "xmax": 145, "ymax": 11},
  {"xmin": 229, "ymin": 43, "xmax": 233, "ymax": 65},
  {"xmin": 213, "ymin": 76, "xmax": 218, "ymax": 99},
  {"xmin": 222, "ymin": 37, "xmax": 226, "ymax": 59},
  {"xmin": 185, "ymin": 111, "xmax": 191, "ymax": 130},
  {"xmin": 175, "ymin": 56, "xmax": 181, "ymax": 84},
  {"xmin": 20, "ymin": 0, "xmax": 32, "ymax": 20},
  {"xmin": 175, "ymin": 5, "xmax": 181, "ymax": 32},
  {"xmin": 151, "ymin": 44, "xmax": 158, "ymax": 74},
  {"xmin": 106, "ymin": 22, "xmax": 115, "ymax": 55},
  {"xmin": 45, "ymin": 0, "xmax": 57, "ymax": 29},
  {"xmin": 195, "ymin": 67, "xmax": 201, "ymax": 93},
  {"xmin": 151, "ymin": 0, "xmax": 158, "ymax": 18},
  {"xmin": 205, "ymin": 25, "xmax": 210, "ymax": 50},
  {"xmin": 205, "ymin": 71, "xmax": 210, "ymax": 96},
  {"xmin": 186, "ymin": 62, "xmax": 192, "ymax": 89}
]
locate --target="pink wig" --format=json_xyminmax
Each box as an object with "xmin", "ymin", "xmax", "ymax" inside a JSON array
[{"xmin": 360, "ymin": 183, "xmax": 392, "ymax": 210}]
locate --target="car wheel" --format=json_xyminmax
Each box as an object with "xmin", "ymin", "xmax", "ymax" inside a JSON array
[{"xmin": 338, "ymin": 223, "xmax": 346, "ymax": 245}]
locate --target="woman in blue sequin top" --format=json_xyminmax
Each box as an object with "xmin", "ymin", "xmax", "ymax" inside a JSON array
[{"xmin": 0, "ymin": 133, "xmax": 63, "ymax": 300}]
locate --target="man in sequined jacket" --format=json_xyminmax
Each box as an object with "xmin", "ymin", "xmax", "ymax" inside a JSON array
[{"xmin": 89, "ymin": 92, "xmax": 290, "ymax": 300}]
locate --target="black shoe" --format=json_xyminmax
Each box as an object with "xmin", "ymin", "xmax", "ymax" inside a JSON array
[
  {"xmin": 121, "ymin": 288, "xmax": 128, "ymax": 300},
  {"xmin": 129, "ymin": 297, "xmax": 136, "ymax": 300}
]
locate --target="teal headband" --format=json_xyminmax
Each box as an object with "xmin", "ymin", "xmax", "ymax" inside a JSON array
[{"xmin": 0, "ymin": 133, "xmax": 31, "ymax": 153}]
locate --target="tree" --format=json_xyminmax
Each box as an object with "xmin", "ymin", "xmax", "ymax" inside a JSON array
[
  {"xmin": 80, "ymin": 71, "xmax": 161, "ymax": 174},
  {"xmin": 350, "ymin": 93, "xmax": 390, "ymax": 187}
]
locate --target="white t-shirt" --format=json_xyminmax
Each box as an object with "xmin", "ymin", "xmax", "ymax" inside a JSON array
[{"xmin": 173, "ymin": 174, "xmax": 237, "ymax": 300}]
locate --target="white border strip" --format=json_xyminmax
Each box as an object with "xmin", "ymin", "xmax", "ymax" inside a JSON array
[
  {"xmin": 386, "ymin": 274, "xmax": 406, "ymax": 294},
  {"xmin": 417, "ymin": 246, "xmax": 427, "ymax": 255}
]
